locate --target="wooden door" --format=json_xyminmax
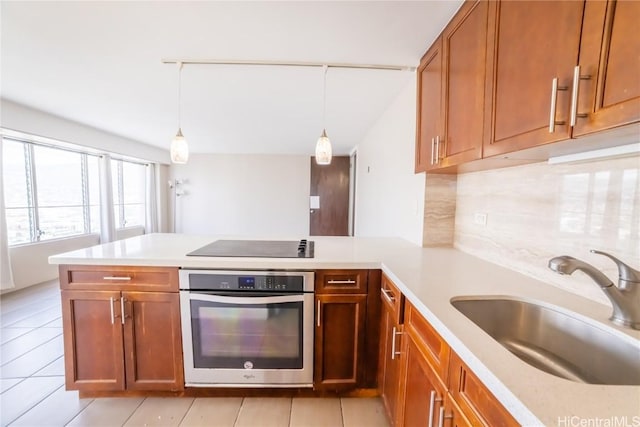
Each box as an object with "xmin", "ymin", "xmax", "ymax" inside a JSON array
[
  {"xmin": 310, "ymin": 156, "xmax": 350, "ymax": 236},
  {"xmin": 483, "ymin": 1, "xmax": 585, "ymax": 157},
  {"xmin": 61, "ymin": 290, "xmax": 125, "ymax": 391},
  {"xmin": 399, "ymin": 333, "xmax": 446, "ymax": 427},
  {"xmin": 122, "ymin": 292, "xmax": 184, "ymax": 391},
  {"xmin": 440, "ymin": 0, "xmax": 489, "ymax": 168},
  {"xmin": 314, "ymin": 294, "xmax": 367, "ymax": 390},
  {"xmin": 379, "ymin": 305, "xmax": 403, "ymax": 425},
  {"xmin": 573, "ymin": 0, "xmax": 640, "ymax": 136},
  {"xmin": 415, "ymin": 37, "xmax": 444, "ymax": 172}
]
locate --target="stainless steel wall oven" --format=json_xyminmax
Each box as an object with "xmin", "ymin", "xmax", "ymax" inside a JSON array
[{"xmin": 179, "ymin": 270, "xmax": 314, "ymax": 387}]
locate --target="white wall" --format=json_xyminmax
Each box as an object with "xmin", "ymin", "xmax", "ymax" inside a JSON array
[
  {"xmin": 170, "ymin": 154, "xmax": 310, "ymax": 237},
  {"xmin": 354, "ymin": 79, "xmax": 425, "ymax": 245},
  {"xmin": 1, "ymin": 99, "xmax": 169, "ymax": 164}
]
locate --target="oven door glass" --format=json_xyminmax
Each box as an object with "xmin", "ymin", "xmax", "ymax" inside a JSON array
[{"xmin": 188, "ymin": 293, "xmax": 304, "ymax": 370}]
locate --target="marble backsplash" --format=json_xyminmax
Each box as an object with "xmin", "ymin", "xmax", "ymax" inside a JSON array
[{"xmin": 452, "ymin": 155, "xmax": 639, "ymax": 305}]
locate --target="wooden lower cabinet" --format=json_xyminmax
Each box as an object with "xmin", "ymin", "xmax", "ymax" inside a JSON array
[
  {"xmin": 379, "ymin": 300, "xmax": 403, "ymax": 424},
  {"xmin": 314, "ymin": 294, "xmax": 367, "ymax": 390},
  {"xmin": 61, "ymin": 290, "xmax": 125, "ymax": 391},
  {"xmin": 61, "ymin": 289, "xmax": 184, "ymax": 392},
  {"xmin": 399, "ymin": 332, "xmax": 447, "ymax": 427},
  {"xmin": 382, "ymin": 293, "xmax": 519, "ymax": 427}
]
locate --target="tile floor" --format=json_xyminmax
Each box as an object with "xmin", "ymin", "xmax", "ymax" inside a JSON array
[{"xmin": 0, "ymin": 281, "xmax": 390, "ymax": 427}]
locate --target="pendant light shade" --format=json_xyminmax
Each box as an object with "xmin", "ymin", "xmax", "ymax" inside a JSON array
[
  {"xmin": 170, "ymin": 62, "xmax": 189, "ymax": 164},
  {"xmin": 315, "ymin": 129, "xmax": 332, "ymax": 165},
  {"xmin": 170, "ymin": 128, "xmax": 189, "ymax": 164},
  {"xmin": 315, "ymin": 65, "xmax": 332, "ymax": 165}
]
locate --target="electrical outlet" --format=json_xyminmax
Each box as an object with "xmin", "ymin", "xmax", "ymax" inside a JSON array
[{"xmin": 474, "ymin": 212, "xmax": 488, "ymax": 226}]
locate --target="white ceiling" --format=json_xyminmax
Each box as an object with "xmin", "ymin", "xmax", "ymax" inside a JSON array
[{"xmin": 1, "ymin": 1, "xmax": 463, "ymax": 157}]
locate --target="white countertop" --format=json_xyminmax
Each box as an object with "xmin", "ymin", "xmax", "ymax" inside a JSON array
[{"xmin": 49, "ymin": 233, "xmax": 640, "ymax": 426}]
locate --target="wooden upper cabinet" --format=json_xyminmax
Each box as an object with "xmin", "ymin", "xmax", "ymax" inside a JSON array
[
  {"xmin": 439, "ymin": 0, "xmax": 490, "ymax": 169},
  {"xmin": 483, "ymin": 1, "xmax": 585, "ymax": 157},
  {"xmin": 415, "ymin": 37, "xmax": 444, "ymax": 172},
  {"xmin": 573, "ymin": 0, "xmax": 640, "ymax": 136}
]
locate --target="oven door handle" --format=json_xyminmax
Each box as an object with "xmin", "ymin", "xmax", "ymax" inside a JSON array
[{"xmin": 185, "ymin": 292, "xmax": 305, "ymax": 305}]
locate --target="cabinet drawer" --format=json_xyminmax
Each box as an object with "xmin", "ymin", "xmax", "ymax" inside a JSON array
[
  {"xmin": 60, "ymin": 265, "xmax": 179, "ymax": 292},
  {"xmin": 449, "ymin": 352, "xmax": 518, "ymax": 427},
  {"xmin": 315, "ymin": 270, "xmax": 368, "ymax": 294},
  {"xmin": 380, "ymin": 273, "xmax": 404, "ymax": 325},
  {"xmin": 405, "ymin": 302, "xmax": 450, "ymax": 384}
]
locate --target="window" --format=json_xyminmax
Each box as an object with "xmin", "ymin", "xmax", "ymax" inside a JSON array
[
  {"xmin": 2, "ymin": 138, "xmax": 100, "ymax": 245},
  {"xmin": 111, "ymin": 159, "xmax": 146, "ymax": 229}
]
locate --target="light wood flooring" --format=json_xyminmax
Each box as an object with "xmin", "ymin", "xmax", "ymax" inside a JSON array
[{"xmin": 0, "ymin": 280, "xmax": 389, "ymax": 427}]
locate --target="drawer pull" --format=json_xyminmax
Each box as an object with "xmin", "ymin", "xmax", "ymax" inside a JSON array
[
  {"xmin": 381, "ymin": 288, "xmax": 396, "ymax": 304},
  {"xmin": 327, "ymin": 279, "xmax": 356, "ymax": 284},
  {"xmin": 102, "ymin": 276, "xmax": 132, "ymax": 281}
]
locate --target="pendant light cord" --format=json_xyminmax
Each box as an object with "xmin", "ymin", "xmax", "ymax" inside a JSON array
[
  {"xmin": 322, "ymin": 65, "xmax": 328, "ymax": 131},
  {"xmin": 177, "ymin": 62, "xmax": 183, "ymax": 130}
]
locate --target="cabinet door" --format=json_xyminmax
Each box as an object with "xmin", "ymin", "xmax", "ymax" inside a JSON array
[
  {"xmin": 440, "ymin": 0, "xmax": 490, "ymax": 168},
  {"xmin": 61, "ymin": 290, "xmax": 125, "ymax": 391},
  {"xmin": 314, "ymin": 294, "xmax": 367, "ymax": 390},
  {"xmin": 449, "ymin": 352, "xmax": 519, "ymax": 427},
  {"xmin": 483, "ymin": 1, "xmax": 585, "ymax": 157},
  {"xmin": 122, "ymin": 292, "xmax": 184, "ymax": 391},
  {"xmin": 416, "ymin": 37, "xmax": 444, "ymax": 172},
  {"xmin": 399, "ymin": 333, "xmax": 447, "ymax": 427},
  {"xmin": 573, "ymin": 0, "xmax": 640, "ymax": 136},
  {"xmin": 379, "ymin": 305, "xmax": 403, "ymax": 425}
]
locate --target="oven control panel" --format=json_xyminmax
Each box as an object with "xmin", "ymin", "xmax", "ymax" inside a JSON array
[{"xmin": 182, "ymin": 271, "xmax": 313, "ymax": 293}]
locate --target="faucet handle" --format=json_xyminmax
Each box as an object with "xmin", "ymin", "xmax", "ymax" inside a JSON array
[{"xmin": 590, "ymin": 250, "xmax": 640, "ymax": 283}]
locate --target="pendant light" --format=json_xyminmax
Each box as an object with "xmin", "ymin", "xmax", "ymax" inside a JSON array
[
  {"xmin": 170, "ymin": 62, "xmax": 189, "ymax": 164},
  {"xmin": 315, "ymin": 65, "xmax": 332, "ymax": 165}
]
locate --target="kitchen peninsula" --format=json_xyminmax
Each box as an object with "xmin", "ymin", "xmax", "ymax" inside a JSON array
[{"xmin": 49, "ymin": 233, "xmax": 640, "ymax": 426}]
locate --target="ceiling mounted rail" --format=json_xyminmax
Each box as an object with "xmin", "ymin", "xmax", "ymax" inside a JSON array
[{"xmin": 161, "ymin": 59, "xmax": 415, "ymax": 72}]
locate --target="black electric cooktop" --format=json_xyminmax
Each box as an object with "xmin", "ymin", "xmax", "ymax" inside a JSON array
[{"xmin": 186, "ymin": 239, "xmax": 315, "ymax": 258}]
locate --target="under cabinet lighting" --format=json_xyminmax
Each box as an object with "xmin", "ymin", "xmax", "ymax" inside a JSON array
[{"xmin": 547, "ymin": 143, "xmax": 640, "ymax": 165}]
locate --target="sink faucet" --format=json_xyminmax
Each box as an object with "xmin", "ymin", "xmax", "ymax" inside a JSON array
[{"xmin": 548, "ymin": 250, "xmax": 640, "ymax": 330}]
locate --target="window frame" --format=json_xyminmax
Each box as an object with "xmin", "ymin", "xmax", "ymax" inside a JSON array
[{"xmin": 3, "ymin": 137, "xmax": 99, "ymax": 246}]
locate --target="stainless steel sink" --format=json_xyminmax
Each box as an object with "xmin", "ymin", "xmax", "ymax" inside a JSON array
[{"xmin": 450, "ymin": 296, "xmax": 640, "ymax": 385}]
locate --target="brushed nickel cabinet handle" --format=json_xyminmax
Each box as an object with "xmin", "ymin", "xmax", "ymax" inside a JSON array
[
  {"xmin": 102, "ymin": 276, "xmax": 132, "ymax": 281},
  {"xmin": 549, "ymin": 77, "xmax": 568, "ymax": 133},
  {"xmin": 381, "ymin": 288, "xmax": 395, "ymax": 304},
  {"xmin": 109, "ymin": 297, "xmax": 115, "ymax": 324},
  {"xmin": 120, "ymin": 297, "xmax": 126, "ymax": 325},
  {"xmin": 435, "ymin": 135, "xmax": 440, "ymax": 165},
  {"xmin": 391, "ymin": 327, "xmax": 403, "ymax": 360},
  {"xmin": 430, "ymin": 137, "xmax": 435, "ymax": 165},
  {"xmin": 327, "ymin": 280, "xmax": 356, "ymax": 284},
  {"xmin": 317, "ymin": 300, "xmax": 321, "ymax": 327},
  {"xmin": 570, "ymin": 65, "xmax": 591, "ymax": 126}
]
